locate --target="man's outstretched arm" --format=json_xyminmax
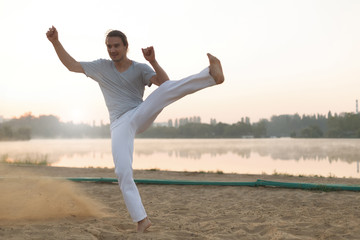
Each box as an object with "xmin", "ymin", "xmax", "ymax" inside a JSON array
[
  {"xmin": 142, "ymin": 46, "xmax": 169, "ymax": 86},
  {"xmin": 46, "ymin": 26, "xmax": 84, "ymax": 74}
]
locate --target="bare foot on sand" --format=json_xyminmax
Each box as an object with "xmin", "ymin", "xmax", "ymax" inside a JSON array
[
  {"xmin": 137, "ymin": 217, "xmax": 152, "ymax": 233},
  {"xmin": 207, "ymin": 53, "xmax": 224, "ymax": 84}
]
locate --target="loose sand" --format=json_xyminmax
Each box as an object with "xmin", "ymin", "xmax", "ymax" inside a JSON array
[{"xmin": 0, "ymin": 164, "xmax": 359, "ymax": 240}]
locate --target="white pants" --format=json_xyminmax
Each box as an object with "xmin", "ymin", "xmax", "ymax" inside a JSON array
[{"xmin": 110, "ymin": 67, "xmax": 216, "ymax": 222}]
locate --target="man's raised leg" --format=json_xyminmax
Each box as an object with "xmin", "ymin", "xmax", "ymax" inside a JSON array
[{"xmin": 133, "ymin": 53, "xmax": 224, "ymax": 135}]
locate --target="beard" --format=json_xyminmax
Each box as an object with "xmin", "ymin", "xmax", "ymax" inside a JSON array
[
  {"xmin": 111, "ymin": 56, "xmax": 123, "ymax": 62},
  {"xmin": 110, "ymin": 53, "xmax": 125, "ymax": 62}
]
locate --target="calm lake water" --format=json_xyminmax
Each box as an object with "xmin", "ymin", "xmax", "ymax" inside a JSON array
[{"xmin": 1, "ymin": 138, "xmax": 359, "ymax": 178}]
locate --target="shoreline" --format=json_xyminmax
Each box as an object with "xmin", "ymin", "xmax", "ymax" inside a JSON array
[{"xmin": 1, "ymin": 164, "xmax": 360, "ymax": 183}]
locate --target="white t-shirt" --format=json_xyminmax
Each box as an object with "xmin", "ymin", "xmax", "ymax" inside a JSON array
[{"xmin": 80, "ymin": 59, "xmax": 156, "ymax": 123}]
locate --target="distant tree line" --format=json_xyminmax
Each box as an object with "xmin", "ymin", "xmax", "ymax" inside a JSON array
[
  {"xmin": 0, "ymin": 113, "xmax": 110, "ymax": 141},
  {"xmin": 1, "ymin": 111, "xmax": 360, "ymax": 141},
  {"xmin": 265, "ymin": 112, "xmax": 360, "ymax": 138},
  {"xmin": 138, "ymin": 121, "xmax": 265, "ymax": 138},
  {"xmin": 138, "ymin": 111, "xmax": 360, "ymax": 138}
]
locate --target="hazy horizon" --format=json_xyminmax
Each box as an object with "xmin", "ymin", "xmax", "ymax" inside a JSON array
[{"xmin": 0, "ymin": 108, "xmax": 355, "ymax": 126}]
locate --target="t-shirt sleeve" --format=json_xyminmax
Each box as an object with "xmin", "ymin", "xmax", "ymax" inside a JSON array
[
  {"xmin": 79, "ymin": 59, "xmax": 106, "ymax": 82},
  {"xmin": 140, "ymin": 63, "xmax": 156, "ymax": 86}
]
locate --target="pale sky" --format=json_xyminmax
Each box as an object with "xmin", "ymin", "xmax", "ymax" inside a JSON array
[{"xmin": 1, "ymin": 0, "xmax": 360, "ymax": 125}]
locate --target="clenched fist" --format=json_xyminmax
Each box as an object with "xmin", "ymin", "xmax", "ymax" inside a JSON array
[
  {"xmin": 142, "ymin": 46, "xmax": 156, "ymax": 63},
  {"xmin": 46, "ymin": 26, "xmax": 59, "ymax": 44}
]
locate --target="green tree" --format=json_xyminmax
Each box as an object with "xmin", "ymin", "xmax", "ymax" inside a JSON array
[{"xmin": 300, "ymin": 125, "xmax": 323, "ymax": 138}]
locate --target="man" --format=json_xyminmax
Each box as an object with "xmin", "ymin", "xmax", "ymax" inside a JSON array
[{"xmin": 46, "ymin": 26, "xmax": 224, "ymax": 232}]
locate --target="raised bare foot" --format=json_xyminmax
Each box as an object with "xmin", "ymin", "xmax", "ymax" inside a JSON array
[
  {"xmin": 207, "ymin": 53, "xmax": 224, "ymax": 84},
  {"xmin": 137, "ymin": 217, "xmax": 152, "ymax": 233}
]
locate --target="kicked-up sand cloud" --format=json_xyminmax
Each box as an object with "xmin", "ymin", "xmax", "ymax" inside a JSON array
[{"xmin": 0, "ymin": 165, "xmax": 108, "ymax": 222}]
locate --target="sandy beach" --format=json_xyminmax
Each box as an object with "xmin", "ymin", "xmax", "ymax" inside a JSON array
[{"xmin": 0, "ymin": 164, "xmax": 360, "ymax": 240}]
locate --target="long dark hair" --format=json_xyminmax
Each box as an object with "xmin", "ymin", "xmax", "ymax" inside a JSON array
[{"xmin": 106, "ymin": 30, "xmax": 128, "ymax": 48}]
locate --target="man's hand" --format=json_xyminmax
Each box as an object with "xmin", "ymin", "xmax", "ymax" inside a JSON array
[
  {"xmin": 142, "ymin": 46, "xmax": 156, "ymax": 63},
  {"xmin": 143, "ymin": 46, "xmax": 169, "ymax": 86},
  {"xmin": 46, "ymin": 26, "xmax": 59, "ymax": 44}
]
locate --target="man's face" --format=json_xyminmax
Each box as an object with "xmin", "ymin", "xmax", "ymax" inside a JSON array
[{"xmin": 106, "ymin": 37, "xmax": 127, "ymax": 62}]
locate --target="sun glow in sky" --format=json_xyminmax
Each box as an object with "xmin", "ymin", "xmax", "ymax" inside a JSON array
[{"xmin": 1, "ymin": 0, "xmax": 360, "ymax": 125}]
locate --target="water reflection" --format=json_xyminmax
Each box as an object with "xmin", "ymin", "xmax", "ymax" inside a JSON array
[
  {"xmin": 0, "ymin": 138, "xmax": 359, "ymax": 177},
  {"xmin": 134, "ymin": 138, "xmax": 360, "ymax": 163},
  {"xmin": 0, "ymin": 139, "xmax": 113, "ymax": 168}
]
